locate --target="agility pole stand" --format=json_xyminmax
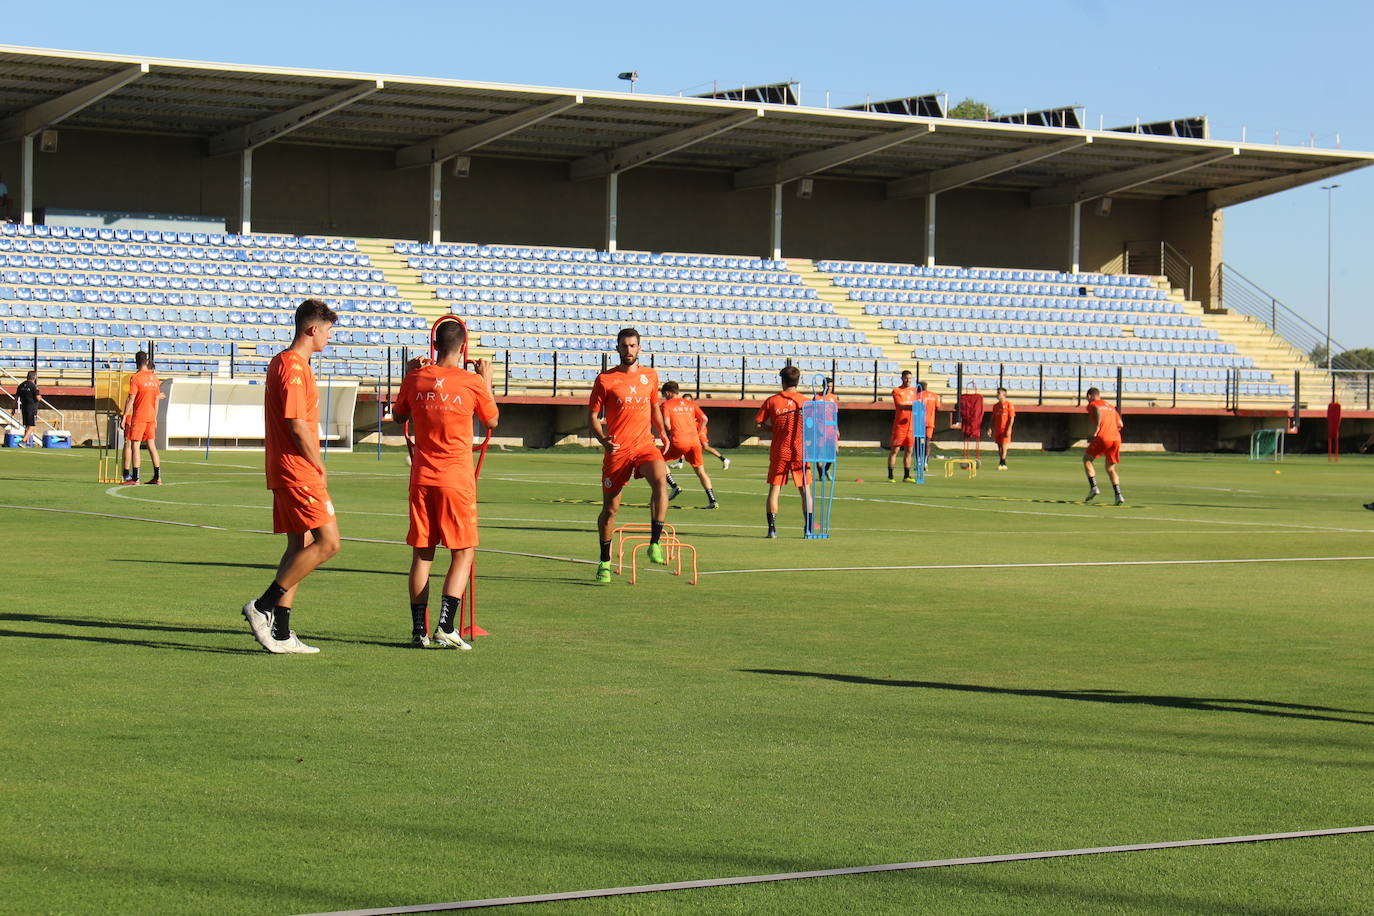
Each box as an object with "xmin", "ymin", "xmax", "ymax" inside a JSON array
[
  {"xmin": 910, "ymin": 401, "xmax": 927, "ymax": 484},
  {"xmin": 401, "ymin": 313, "xmax": 494, "ymax": 640},
  {"xmin": 803, "ymin": 376, "xmax": 839, "ymax": 538},
  {"xmin": 95, "ymin": 367, "xmax": 124, "ymax": 483}
]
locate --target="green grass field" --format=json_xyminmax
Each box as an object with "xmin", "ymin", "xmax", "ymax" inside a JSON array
[{"xmin": 2, "ymin": 444, "xmax": 1372, "ymax": 914}]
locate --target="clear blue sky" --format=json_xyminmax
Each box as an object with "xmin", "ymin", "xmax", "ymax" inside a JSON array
[{"xmin": 9, "ymin": 0, "xmax": 1373, "ymax": 348}]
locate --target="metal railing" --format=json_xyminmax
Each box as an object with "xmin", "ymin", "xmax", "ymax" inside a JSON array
[
  {"xmin": 0, "ymin": 363, "xmax": 65, "ymax": 432},
  {"xmin": 1123, "ymin": 240, "xmax": 1194, "ymax": 300},
  {"xmin": 1210, "ymin": 263, "xmax": 1372, "ymax": 370}
]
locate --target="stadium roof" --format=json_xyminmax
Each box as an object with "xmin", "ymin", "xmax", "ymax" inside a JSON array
[{"xmin": 1, "ymin": 45, "xmax": 1369, "ymax": 207}]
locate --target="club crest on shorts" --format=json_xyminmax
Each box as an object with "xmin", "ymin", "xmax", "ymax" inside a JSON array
[{"xmin": 603, "ymin": 475, "xmax": 613, "ymax": 488}]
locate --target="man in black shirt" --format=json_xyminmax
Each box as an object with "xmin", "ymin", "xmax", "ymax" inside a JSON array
[{"xmin": 16, "ymin": 371, "xmax": 40, "ymax": 447}]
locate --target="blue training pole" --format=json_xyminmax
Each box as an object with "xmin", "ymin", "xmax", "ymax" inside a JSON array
[
  {"xmin": 323, "ymin": 376, "xmax": 331, "ymax": 462},
  {"xmin": 376, "ymin": 376, "xmax": 382, "ymax": 461}
]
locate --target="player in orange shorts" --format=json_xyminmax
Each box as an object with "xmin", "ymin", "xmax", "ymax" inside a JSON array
[
  {"xmin": 1082, "ymin": 386, "xmax": 1125, "ymax": 505},
  {"xmin": 683, "ymin": 393, "xmax": 729, "ymax": 469},
  {"xmin": 392, "ymin": 319, "xmax": 499, "ymax": 649},
  {"xmin": 241, "ymin": 299, "xmax": 341, "ymax": 654},
  {"xmin": 988, "ymin": 386, "xmax": 1016, "ymax": 470},
  {"xmin": 888, "ymin": 370, "xmax": 918, "ymax": 482},
  {"xmin": 756, "ymin": 365, "xmax": 813, "ymax": 538},
  {"xmin": 660, "ymin": 380, "xmax": 717, "ymax": 509},
  {"xmin": 588, "ymin": 328, "xmax": 672, "ymax": 584},
  {"xmin": 120, "ymin": 349, "xmax": 164, "ymax": 485}
]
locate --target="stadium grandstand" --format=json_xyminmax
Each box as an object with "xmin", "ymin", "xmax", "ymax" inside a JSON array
[{"xmin": 1, "ymin": 44, "xmax": 1371, "ymax": 449}]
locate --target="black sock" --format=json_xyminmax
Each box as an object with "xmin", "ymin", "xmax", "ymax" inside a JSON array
[
  {"xmin": 888, "ymin": 467, "xmax": 894, "ymax": 480},
  {"xmin": 1113, "ymin": 484, "xmax": 1123, "ymax": 498},
  {"xmin": 130, "ymin": 468, "xmax": 139, "ymax": 482},
  {"xmin": 767, "ymin": 511, "xmax": 777, "ymax": 531},
  {"xmin": 718, "ymin": 454, "xmax": 726, "ymax": 464},
  {"xmin": 410, "ymin": 602, "xmax": 428, "ymax": 636},
  {"xmin": 666, "ymin": 474, "xmax": 678, "ymax": 488},
  {"xmin": 1087, "ymin": 477, "xmax": 1097, "ymax": 490},
  {"xmin": 599, "ymin": 539, "xmax": 612, "ymax": 562},
  {"xmin": 438, "ymin": 595, "xmax": 460, "ymax": 633},
  {"xmin": 705, "ymin": 488, "xmax": 715, "ymax": 502},
  {"xmin": 270, "ymin": 606, "xmax": 291, "ymax": 641},
  {"xmin": 255, "ymin": 581, "xmax": 286, "ymax": 613},
  {"xmin": 150, "ymin": 466, "xmax": 160, "ymax": 481},
  {"xmin": 903, "ymin": 468, "xmax": 911, "ymax": 479},
  {"xmin": 650, "ymin": 520, "xmax": 664, "ymax": 544}
]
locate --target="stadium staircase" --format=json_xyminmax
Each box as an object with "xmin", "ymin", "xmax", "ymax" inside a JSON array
[
  {"xmin": 785, "ymin": 257, "xmax": 951, "ymax": 389},
  {"xmin": 354, "ymin": 239, "xmax": 449, "ymax": 326}
]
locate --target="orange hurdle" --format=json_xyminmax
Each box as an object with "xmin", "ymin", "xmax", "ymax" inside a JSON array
[{"xmin": 630, "ymin": 537, "xmax": 698, "ymax": 586}]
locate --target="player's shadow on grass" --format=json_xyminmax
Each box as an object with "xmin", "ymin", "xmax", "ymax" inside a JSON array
[
  {"xmin": 0, "ymin": 624, "xmax": 256, "ymax": 655},
  {"xmin": 740, "ymin": 669, "xmax": 1374, "ymax": 726},
  {"xmin": 0, "ymin": 612, "xmax": 409, "ymax": 653}
]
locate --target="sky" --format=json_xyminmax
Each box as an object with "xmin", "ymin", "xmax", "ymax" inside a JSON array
[{"xmin": 7, "ymin": 0, "xmax": 1373, "ymax": 348}]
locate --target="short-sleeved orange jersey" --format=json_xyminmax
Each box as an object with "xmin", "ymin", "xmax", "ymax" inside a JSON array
[
  {"xmin": 589, "ymin": 366, "xmax": 660, "ymax": 449},
  {"xmin": 918, "ymin": 389, "xmax": 940, "ymax": 431},
  {"xmin": 1088, "ymin": 398, "xmax": 1122, "ymax": 443},
  {"xmin": 892, "ymin": 386, "xmax": 917, "ymax": 423},
  {"xmin": 661, "ymin": 396, "xmax": 700, "ymax": 450},
  {"xmin": 393, "ymin": 365, "xmax": 498, "ymax": 489},
  {"xmin": 814, "ymin": 392, "xmax": 838, "ymax": 403},
  {"xmin": 264, "ymin": 349, "xmax": 322, "ymax": 490},
  {"xmin": 691, "ymin": 401, "xmax": 709, "ymax": 438},
  {"xmin": 126, "ymin": 368, "xmax": 160, "ymax": 421},
  {"xmin": 992, "ymin": 399, "xmax": 1016, "ymax": 433},
  {"xmin": 755, "ymin": 389, "xmax": 807, "ymax": 466}
]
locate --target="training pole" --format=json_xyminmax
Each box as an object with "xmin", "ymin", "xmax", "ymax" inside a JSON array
[{"xmin": 376, "ymin": 376, "xmax": 382, "ymax": 462}]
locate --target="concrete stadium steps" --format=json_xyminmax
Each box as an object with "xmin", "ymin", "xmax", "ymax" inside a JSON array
[{"xmin": 354, "ymin": 238, "xmax": 448, "ymax": 325}]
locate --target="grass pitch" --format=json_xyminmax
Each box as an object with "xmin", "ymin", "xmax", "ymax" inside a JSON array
[{"xmin": 2, "ymin": 444, "xmax": 1372, "ymax": 914}]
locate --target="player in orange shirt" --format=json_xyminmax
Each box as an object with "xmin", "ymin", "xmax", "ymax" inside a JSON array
[
  {"xmin": 988, "ymin": 386, "xmax": 1016, "ymax": 471},
  {"xmin": 812, "ymin": 376, "xmax": 838, "ymax": 480},
  {"xmin": 756, "ymin": 365, "xmax": 813, "ymax": 538},
  {"xmin": 120, "ymin": 350, "xmax": 164, "ymax": 485},
  {"xmin": 683, "ymin": 393, "xmax": 729, "ymax": 470},
  {"xmin": 241, "ymin": 299, "xmax": 341, "ymax": 654},
  {"xmin": 660, "ymin": 381, "xmax": 717, "ymax": 509},
  {"xmin": 392, "ymin": 320, "xmax": 499, "ymax": 649},
  {"xmin": 1083, "ymin": 386, "xmax": 1125, "ymax": 505},
  {"xmin": 916, "ymin": 381, "xmax": 942, "ymax": 465},
  {"xmin": 588, "ymin": 328, "xmax": 672, "ymax": 584},
  {"xmin": 888, "ymin": 370, "xmax": 918, "ymax": 482}
]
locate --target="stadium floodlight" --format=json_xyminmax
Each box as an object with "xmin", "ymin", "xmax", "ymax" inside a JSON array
[
  {"xmin": 1321, "ymin": 183, "xmax": 1340, "ymax": 371},
  {"xmin": 618, "ymin": 71, "xmax": 639, "ymax": 93}
]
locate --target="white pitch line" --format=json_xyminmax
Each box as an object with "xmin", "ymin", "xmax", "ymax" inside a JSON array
[
  {"xmin": 295, "ymin": 824, "xmax": 1374, "ymax": 915},
  {"xmin": 0, "ymin": 503, "xmax": 230, "ymax": 530},
  {"xmin": 698, "ymin": 555, "xmax": 1374, "ymax": 576}
]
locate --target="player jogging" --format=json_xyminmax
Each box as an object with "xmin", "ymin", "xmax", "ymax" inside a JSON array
[
  {"xmin": 120, "ymin": 350, "xmax": 164, "ymax": 485},
  {"xmin": 392, "ymin": 320, "xmax": 499, "ymax": 649},
  {"xmin": 1083, "ymin": 386, "xmax": 1125, "ymax": 505},
  {"xmin": 685, "ymin": 393, "xmax": 729, "ymax": 470},
  {"xmin": 813, "ymin": 376, "xmax": 838, "ymax": 480},
  {"xmin": 888, "ymin": 370, "xmax": 917, "ymax": 482},
  {"xmin": 756, "ymin": 365, "xmax": 812, "ymax": 538},
  {"xmin": 660, "ymin": 381, "xmax": 718, "ymax": 509},
  {"xmin": 589, "ymin": 328, "xmax": 672, "ymax": 584},
  {"xmin": 989, "ymin": 386, "xmax": 1015, "ymax": 471},
  {"xmin": 241, "ymin": 299, "xmax": 341, "ymax": 654}
]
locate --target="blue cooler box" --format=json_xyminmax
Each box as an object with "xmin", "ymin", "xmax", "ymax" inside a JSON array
[
  {"xmin": 3, "ymin": 430, "xmax": 20, "ymax": 448},
  {"xmin": 43, "ymin": 430, "xmax": 72, "ymax": 449}
]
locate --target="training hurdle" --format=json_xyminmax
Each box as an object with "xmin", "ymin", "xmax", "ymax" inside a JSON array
[
  {"xmin": 613, "ymin": 523, "xmax": 679, "ymax": 575},
  {"xmin": 943, "ymin": 458, "xmax": 977, "ymax": 478},
  {"xmin": 630, "ymin": 536, "xmax": 699, "ymax": 585}
]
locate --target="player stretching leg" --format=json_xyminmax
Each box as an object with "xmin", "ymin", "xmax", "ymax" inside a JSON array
[
  {"xmin": 887, "ymin": 370, "xmax": 917, "ymax": 482},
  {"xmin": 589, "ymin": 328, "xmax": 672, "ymax": 584},
  {"xmin": 1082, "ymin": 386, "xmax": 1125, "ymax": 505},
  {"xmin": 661, "ymin": 381, "xmax": 718, "ymax": 508},
  {"xmin": 685, "ymin": 393, "xmax": 729, "ymax": 470},
  {"xmin": 120, "ymin": 350, "xmax": 164, "ymax": 485},
  {"xmin": 756, "ymin": 365, "xmax": 813, "ymax": 537},
  {"xmin": 989, "ymin": 386, "xmax": 1015, "ymax": 470},
  {"xmin": 241, "ymin": 299, "xmax": 341, "ymax": 654},
  {"xmin": 392, "ymin": 321, "xmax": 499, "ymax": 648}
]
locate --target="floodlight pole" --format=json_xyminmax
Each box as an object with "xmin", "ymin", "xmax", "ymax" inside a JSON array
[{"xmin": 1321, "ymin": 183, "xmax": 1340, "ymax": 371}]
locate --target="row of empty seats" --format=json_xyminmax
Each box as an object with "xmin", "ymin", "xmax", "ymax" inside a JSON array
[
  {"xmin": 818, "ymin": 259, "xmax": 1154, "ymax": 287},
  {"xmin": 396, "ymin": 241, "xmax": 788, "ymax": 272},
  {"xmin": 410, "ymin": 257, "xmax": 801, "ymax": 287},
  {"xmin": 2, "ymin": 222, "xmax": 358, "ymax": 251}
]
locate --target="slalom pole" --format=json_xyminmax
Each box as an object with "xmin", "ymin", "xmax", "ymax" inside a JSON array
[
  {"xmin": 323, "ymin": 375, "xmax": 331, "ymax": 462},
  {"xmin": 376, "ymin": 375, "xmax": 382, "ymax": 462}
]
